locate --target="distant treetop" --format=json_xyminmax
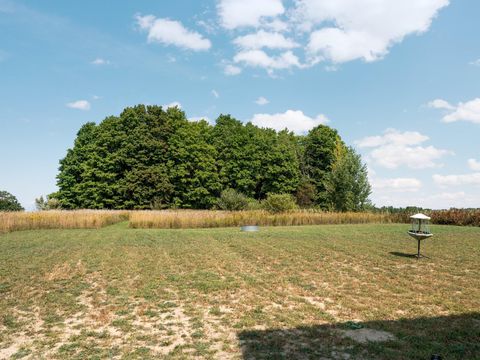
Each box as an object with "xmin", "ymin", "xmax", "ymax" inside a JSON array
[{"xmin": 0, "ymin": 191, "xmax": 24, "ymax": 212}]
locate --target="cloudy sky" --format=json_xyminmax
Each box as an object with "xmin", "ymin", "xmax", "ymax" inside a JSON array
[{"xmin": 1, "ymin": 0, "xmax": 479, "ymax": 210}]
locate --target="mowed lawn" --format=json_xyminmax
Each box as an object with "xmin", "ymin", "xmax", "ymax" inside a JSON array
[{"xmin": 0, "ymin": 224, "xmax": 479, "ymax": 359}]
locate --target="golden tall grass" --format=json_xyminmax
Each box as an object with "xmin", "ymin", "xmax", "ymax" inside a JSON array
[
  {"xmin": 0, "ymin": 210, "xmax": 129, "ymax": 233},
  {"xmin": 129, "ymin": 210, "xmax": 395, "ymax": 229},
  {"xmin": 2, "ymin": 209, "xmax": 479, "ymax": 234}
]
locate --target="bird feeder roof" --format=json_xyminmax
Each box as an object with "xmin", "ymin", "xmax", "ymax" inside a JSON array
[{"xmin": 410, "ymin": 213, "xmax": 431, "ymax": 220}]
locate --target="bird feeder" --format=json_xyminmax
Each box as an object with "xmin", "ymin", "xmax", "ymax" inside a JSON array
[{"xmin": 407, "ymin": 213, "xmax": 433, "ymax": 258}]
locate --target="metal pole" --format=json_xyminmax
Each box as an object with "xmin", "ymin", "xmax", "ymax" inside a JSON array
[{"xmin": 417, "ymin": 218, "xmax": 421, "ymax": 259}]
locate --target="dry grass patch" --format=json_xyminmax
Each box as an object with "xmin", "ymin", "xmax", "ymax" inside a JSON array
[
  {"xmin": 0, "ymin": 223, "xmax": 479, "ymax": 359},
  {"xmin": 0, "ymin": 210, "xmax": 128, "ymax": 233},
  {"xmin": 129, "ymin": 210, "xmax": 394, "ymax": 229}
]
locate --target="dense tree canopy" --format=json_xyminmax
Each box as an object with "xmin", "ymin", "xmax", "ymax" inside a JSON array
[
  {"xmin": 323, "ymin": 146, "xmax": 372, "ymax": 211},
  {"xmin": 0, "ymin": 191, "xmax": 24, "ymax": 211},
  {"xmin": 55, "ymin": 105, "xmax": 371, "ymax": 211}
]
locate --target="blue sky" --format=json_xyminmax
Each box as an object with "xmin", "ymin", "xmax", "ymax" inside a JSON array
[{"xmin": 1, "ymin": 0, "xmax": 479, "ymax": 210}]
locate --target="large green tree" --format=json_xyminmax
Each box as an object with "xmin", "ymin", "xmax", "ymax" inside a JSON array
[
  {"xmin": 57, "ymin": 122, "xmax": 98, "ymax": 209},
  {"xmin": 210, "ymin": 117, "xmax": 300, "ymax": 199},
  {"xmin": 167, "ymin": 120, "xmax": 221, "ymax": 208},
  {"xmin": 303, "ymin": 125, "xmax": 344, "ymax": 208},
  {"xmin": 211, "ymin": 115, "xmax": 258, "ymax": 197},
  {"xmin": 57, "ymin": 105, "xmax": 179, "ymax": 209},
  {"xmin": 56, "ymin": 105, "xmax": 371, "ymax": 211},
  {"xmin": 259, "ymin": 130, "xmax": 300, "ymax": 196},
  {"xmin": 0, "ymin": 191, "xmax": 23, "ymax": 211},
  {"xmin": 323, "ymin": 146, "xmax": 372, "ymax": 211}
]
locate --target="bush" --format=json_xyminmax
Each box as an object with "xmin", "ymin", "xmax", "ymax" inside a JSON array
[
  {"xmin": 217, "ymin": 189, "xmax": 249, "ymax": 211},
  {"xmin": 0, "ymin": 191, "xmax": 23, "ymax": 212},
  {"xmin": 262, "ymin": 193, "xmax": 298, "ymax": 213},
  {"xmin": 246, "ymin": 198, "xmax": 262, "ymax": 210},
  {"xmin": 35, "ymin": 195, "xmax": 62, "ymax": 211}
]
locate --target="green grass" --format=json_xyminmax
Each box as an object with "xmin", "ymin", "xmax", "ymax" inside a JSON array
[{"xmin": 0, "ymin": 223, "xmax": 479, "ymax": 359}]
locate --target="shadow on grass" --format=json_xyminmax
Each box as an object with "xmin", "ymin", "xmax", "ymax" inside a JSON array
[
  {"xmin": 389, "ymin": 251, "xmax": 419, "ymax": 258},
  {"xmin": 238, "ymin": 313, "xmax": 480, "ymax": 360},
  {"xmin": 389, "ymin": 251, "xmax": 431, "ymax": 260}
]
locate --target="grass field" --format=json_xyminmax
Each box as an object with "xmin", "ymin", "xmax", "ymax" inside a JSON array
[{"xmin": 0, "ymin": 223, "xmax": 479, "ymax": 359}]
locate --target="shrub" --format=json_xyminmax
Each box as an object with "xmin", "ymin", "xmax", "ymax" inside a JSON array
[
  {"xmin": 262, "ymin": 193, "xmax": 298, "ymax": 214},
  {"xmin": 217, "ymin": 189, "xmax": 249, "ymax": 211},
  {"xmin": 35, "ymin": 195, "xmax": 62, "ymax": 211},
  {"xmin": 0, "ymin": 191, "xmax": 23, "ymax": 212},
  {"xmin": 246, "ymin": 198, "xmax": 262, "ymax": 210}
]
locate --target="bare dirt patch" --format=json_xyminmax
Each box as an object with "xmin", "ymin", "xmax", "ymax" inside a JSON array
[
  {"xmin": 341, "ymin": 328, "xmax": 396, "ymax": 343},
  {"xmin": 45, "ymin": 260, "xmax": 86, "ymax": 281}
]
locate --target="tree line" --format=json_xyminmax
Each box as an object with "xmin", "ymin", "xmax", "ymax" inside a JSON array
[{"xmin": 52, "ymin": 105, "xmax": 371, "ymax": 211}]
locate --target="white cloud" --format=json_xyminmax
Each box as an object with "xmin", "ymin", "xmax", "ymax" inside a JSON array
[
  {"xmin": 217, "ymin": 0, "xmax": 285, "ymax": 29},
  {"xmin": 224, "ymin": 64, "xmax": 242, "ymax": 76},
  {"xmin": 163, "ymin": 101, "xmax": 182, "ymax": 109},
  {"xmin": 66, "ymin": 100, "xmax": 91, "ymax": 111},
  {"xmin": 234, "ymin": 50, "xmax": 302, "ymax": 72},
  {"xmin": 442, "ymin": 98, "xmax": 480, "ymax": 124},
  {"xmin": 356, "ymin": 128, "xmax": 429, "ymax": 148},
  {"xmin": 469, "ymin": 59, "xmax": 480, "ymax": 66},
  {"xmin": 250, "ymin": 110, "xmax": 329, "ymax": 134},
  {"xmin": 212, "ymin": 90, "xmax": 219, "ymax": 98},
  {"xmin": 263, "ymin": 19, "xmax": 289, "ymax": 32},
  {"xmin": 220, "ymin": 0, "xmax": 448, "ymax": 75},
  {"xmin": 468, "ymin": 159, "xmax": 480, "ymax": 171},
  {"xmin": 371, "ymin": 177, "xmax": 422, "ymax": 192},
  {"xmin": 196, "ymin": 19, "xmax": 217, "ymax": 34},
  {"xmin": 233, "ymin": 30, "xmax": 299, "ymax": 50},
  {"xmin": 136, "ymin": 15, "xmax": 211, "ymax": 51},
  {"xmin": 91, "ymin": 58, "xmax": 110, "ymax": 65},
  {"xmin": 307, "ymin": 28, "xmax": 387, "ymax": 63},
  {"xmin": 255, "ymin": 96, "xmax": 269, "ymax": 105},
  {"xmin": 430, "ymin": 191, "xmax": 467, "ymax": 201},
  {"xmin": 298, "ymin": 0, "xmax": 449, "ymax": 64},
  {"xmin": 433, "ymin": 173, "xmax": 480, "ymax": 187},
  {"xmin": 370, "ymin": 145, "xmax": 450, "ymax": 169},
  {"xmin": 356, "ymin": 129, "xmax": 450, "ymax": 169},
  {"xmin": 427, "ymin": 98, "xmax": 454, "ymax": 110}
]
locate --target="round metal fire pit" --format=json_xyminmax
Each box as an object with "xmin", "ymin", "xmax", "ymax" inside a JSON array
[{"xmin": 240, "ymin": 225, "xmax": 259, "ymax": 232}]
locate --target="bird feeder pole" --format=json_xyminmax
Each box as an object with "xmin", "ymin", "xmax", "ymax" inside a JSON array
[{"xmin": 407, "ymin": 214, "xmax": 433, "ymax": 259}]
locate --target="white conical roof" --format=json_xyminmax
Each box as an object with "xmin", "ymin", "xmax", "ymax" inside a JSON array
[{"xmin": 410, "ymin": 213, "xmax": 431, "ymax": 220}]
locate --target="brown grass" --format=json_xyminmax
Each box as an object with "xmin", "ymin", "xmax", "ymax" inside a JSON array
[
  {"xmin": 128, "ymin": 210, "xmax": 395, "ymax": 229},
  {"xmin": 1, "ymin": 224, "xmax": 479, "ymax": 359},
  {"xmin": 0, "ymin": 210, "xmax": 128, "ymax": 233},
  {"xmin": 378, "ymin": 209, "xmax": 480, "ymax": 227},
  {"xmin": 430, "ymin": 208, "xmax": 480, "ymax": 226},
  {"xmin": 2, "ymin": 208, "xmax": 479, "ymax": 234}
]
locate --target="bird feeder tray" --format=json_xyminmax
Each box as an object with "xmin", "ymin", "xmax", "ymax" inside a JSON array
[
  {"xmin": 407, "ymin": 213, "xmax": 433, "ymax": 258},
  {"xmin": 407, "ymin": 231, "xmax": 433, "ymax": 241}
]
